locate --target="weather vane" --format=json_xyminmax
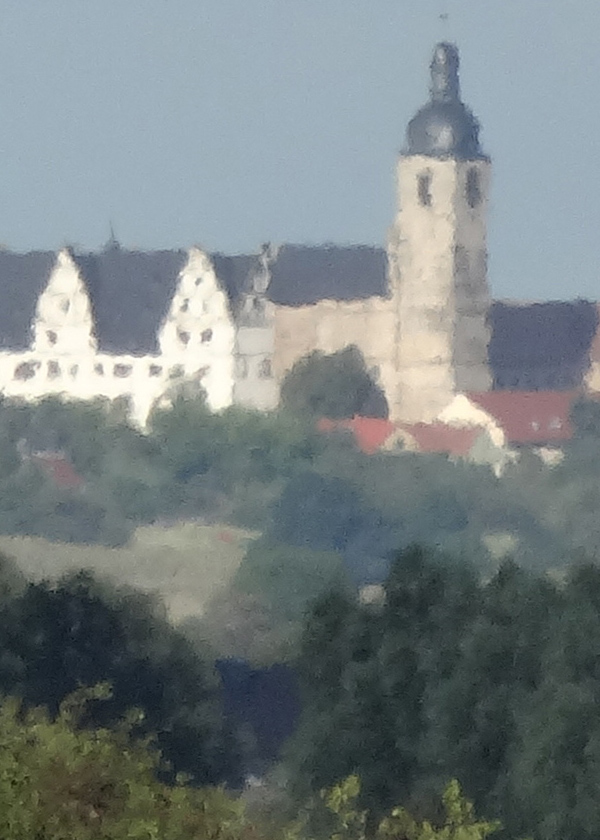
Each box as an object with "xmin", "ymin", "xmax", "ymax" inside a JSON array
[
  {"xmin": 438, "ymin": 1, "xmax": 450, "ymax": 31},
  {"xmin": 438, "ymin": 0, "xmax": 450, "ymax": 41}
]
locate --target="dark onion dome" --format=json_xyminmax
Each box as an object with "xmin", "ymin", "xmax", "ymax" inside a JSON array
[{"xmin": 405, "ymin": 42, "xmax": 486, "ymax": 160}]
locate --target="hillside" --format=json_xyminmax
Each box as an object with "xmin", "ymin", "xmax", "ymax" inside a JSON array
[{"xmin": 0, "ymin": 522, "xmax": 256, "ymax": 623}]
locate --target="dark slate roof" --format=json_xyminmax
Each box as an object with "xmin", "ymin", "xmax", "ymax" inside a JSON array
[
  {"xmin": 72, "ymin": 247, "xmax": 188, "ymax": 355},
  {"xmin": 210, "ymin": 253, "xmax": 262, "ymax": 308},
  {"xmin": 406, "ymin": 42, "xmax": 485, "ymax": 160},
  {"xmin": 0, "ymin": 252, "xmax": 56, "ymax": 350},
  {"xmin": 267, "ymin": 245, "xmax": 388, "ymax": 306},
  {"xmin": 488, "ymin": 300, "xmax": 599, "ymax": 391}
]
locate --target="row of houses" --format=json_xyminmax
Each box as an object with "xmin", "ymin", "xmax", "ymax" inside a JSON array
[{"xmin": 319, "ymin": 389, "xmax": 579, "ymax": 474}]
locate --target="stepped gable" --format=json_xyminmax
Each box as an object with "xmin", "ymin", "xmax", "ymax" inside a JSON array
[
  {"xmin": 72, "ymin": 246, "xmax": 188, "ymax": 355},
  {"xmin": 267, "ymin": 244, "xmax": 388, "ymax": 306},
  {"xmin": 0, "ymin": 251, "xmax": 56, "ymax": 350},
  {"xmin": 488, "ymin": 300, "xmax": 599, "ymax": 390},
  {"xmin": 210, "ymin": 252, "xmax": 262, "ymax": 309}
]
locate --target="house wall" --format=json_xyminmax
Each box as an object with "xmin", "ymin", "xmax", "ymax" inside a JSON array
[
  {"xmin": 234, "ymin": 321, "xmax": 279, "ymax": 410},
  {"xmin": 159, "ymin": 247, "xmax": 236, "ymax": 415},
  {"xmin": 273, "ymin": 296, "xmax": 398, "ymax": 409},
  {"xmin": 233, "ymin": 252, "xmax": 279, "ymax": 411},
  {"xmin": 0, "ymin": 247, "xmax": 238, "ymax": 427}
]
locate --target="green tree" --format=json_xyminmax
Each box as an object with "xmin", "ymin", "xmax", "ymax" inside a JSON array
[
  {"xmin": 0, "ymin": 571, "xmax": 241, "ymax": 787},
  {"xmin": 280, "ymin": 347, "xmax": 388, "ymax": 420},
  {"xmin": 288, "ymin": 775, "xmax": 500, "ymax": 840},
  {"xmin": 422, "ymin": 561, "xmax": 557, "ymax": 822},
  {"xmin": 506, "ymin": 563, "xmax": 600, "ymax": 840},
  {"xmin": 0, "ymin": 684, "xmax": 248, "ymax": 840}
]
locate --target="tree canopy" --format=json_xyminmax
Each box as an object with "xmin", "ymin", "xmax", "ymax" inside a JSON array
[{"xmin": 280, "ymin": 347, "xmax": 388, "ymax": 420}]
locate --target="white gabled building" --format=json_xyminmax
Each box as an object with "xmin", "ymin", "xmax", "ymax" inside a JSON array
[{"xmin": 0, "ymin": 243, "xmax": 278, "ymax": 426}]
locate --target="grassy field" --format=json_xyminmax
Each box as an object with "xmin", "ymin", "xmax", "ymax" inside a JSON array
[{"xmin": 0, "ymin": 522, "xmax": 257, "ymax": 624}]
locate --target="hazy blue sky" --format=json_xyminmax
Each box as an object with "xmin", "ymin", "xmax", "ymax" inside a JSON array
[{"xmin": 0, "ymin": 1, "xmax": 598, "ymax": 300}]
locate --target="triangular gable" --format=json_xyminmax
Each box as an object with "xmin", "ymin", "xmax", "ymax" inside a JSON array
[
  {"xmin": 437, "ymin": 393, "xmax": 506, "ymax": 446},
  {"xmin": 33, "ymin": 249, "xmax": 96, "ymax": 355}
]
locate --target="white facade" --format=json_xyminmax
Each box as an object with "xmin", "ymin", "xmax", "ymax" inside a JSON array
[{"xmin": 0, "ymin": 247, "xmax": 242, "ymax": 427}]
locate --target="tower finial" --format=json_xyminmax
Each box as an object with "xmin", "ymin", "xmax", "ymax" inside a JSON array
[
  {"xmin": 105, "ymin": 221, "xmax": 120, "ymax": 251},
  {"xmin": 430, "ymin": 42, "xmax": 460, "ymax": 103}
]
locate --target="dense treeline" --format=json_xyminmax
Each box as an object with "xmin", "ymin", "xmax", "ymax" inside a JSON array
[
  {"xmin": 0, "ymin": 378, "xmax": 598, "ymax": 580},
  {"xmin": 2, "ymin": 384, "xmax": 600, "ymax": 667},
  {"xmin": 3, "ymin": 378, "xmax": 600, "ymax": 836},
  {"xmin": 3, "ymin": 538, "xmax": 597, "ymax": 839},
  {"xmin": 0, "ymin": 554, "xmax": 241, "ymax": 788},
  {"xmin": 0, "ymin": 683, "xmax": 499, "ymax": 840},
  {"xmin": 285, "ymin": 545, "xmax": 600, "ymax": 840}
]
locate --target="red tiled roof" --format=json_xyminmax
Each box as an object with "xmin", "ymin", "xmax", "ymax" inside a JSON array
[
  {"xmin": 317, "ymin": 417, "xmax": 479, "ymax": 457},
  {"xmin": 316, "ymin": 417, "xmax": 395, "ymax": 454},
  {"xmin": 466, "ymin": 390, "xmax": 578, "ymax": 444},
  {"xmin": 400, "ymin": 422, "xmax": 482, "ymax": 457},
  {"xmin": 31, "ymin": 453, "xmax": 84, "ymax": 490}
]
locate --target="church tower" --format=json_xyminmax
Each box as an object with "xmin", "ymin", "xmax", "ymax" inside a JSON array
[{"xmin": 388, "ymin": 42, "xmax": 492, "ymax": 422}]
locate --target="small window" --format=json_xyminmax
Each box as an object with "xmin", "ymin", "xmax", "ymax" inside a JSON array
[
  {"xmin": 60, "ymin": 299, "xmax": 70, "ymax": 314},
  {"xmin": 169, "ymin": 364, "xmax": 184, "ymax": 379},
  {"xmin": 14, "ymin": 361, "xmax": 38, "ymax": 381},
  {"xmin": 178, "ymin": 330, "xmax": 190, "ymax": 346},
  {"xmin": 454, "ymin": 245, "xmax": 469, "ymax": 275},
  {"xmin": 201, "ymin": 328, "xmax": 213, "ymax": 343},
  {"xmin": 466, "ymin": 167, "xmax": 482, "ymax": 208},
  {"xmin": 195, "ymin": 277, "xmax": 203, "ymax": 287},
  {"xmin": 180, "ymin": 299, "xmax": 190, "ymax": 313},
  {"xmin": 258, "ymin": 358, "xmax": 273, "ymax": 379},
  {"xmin": 417, "ymin": 173, "xmax": 432, "ymax": 207},
  {"xmin": 70, "ymin": 364, "xmax": 79, "ymax": 378},
  {"xmin": 149, "ymin": 364, "xmax": 162, "ymax": 377},
  {"xmin": 94, "ymin": 363, "xmax": 104, "ymax": 376},
  {"xmin": 47, "ymin": 360, "xmax": 60, "ymax": 379},
  {"xmin": 46, "ymin": 330, "xmax": 57, "ymax": 346},
  {"xmin": 113, "ymin": 363, "xmax": 132, "ymax": 378}
]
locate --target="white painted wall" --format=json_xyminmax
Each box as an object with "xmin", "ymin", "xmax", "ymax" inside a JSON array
[{"xmin": 0, "ymin": 247, "xmax": 237, "ymax": 428}]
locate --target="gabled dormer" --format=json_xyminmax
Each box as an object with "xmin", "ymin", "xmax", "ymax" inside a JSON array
[
  {"xmin": 32, "ymin": 248, "xmax": 96, "ymax": 356},
  {"xmin": 159, "ymin": 247, "xmax": 235, "ymax": 359}
]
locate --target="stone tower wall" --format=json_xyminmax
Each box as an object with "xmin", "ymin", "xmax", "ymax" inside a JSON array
[{"xmin": 387, "ymin": 154, "xmax": 492, "ymax": 422}]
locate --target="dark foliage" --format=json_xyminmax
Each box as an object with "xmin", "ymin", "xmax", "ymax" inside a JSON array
[
  {"xmin": 280, "ymin": 346, "xmax": 388, "ymax": 420},
  {"xmin": 0, "ymin": 571, "xmax": 242, "ymax": 788},
  {"xmin": 286, "ymin": 546, "xmax": 600, "ymax": 840}
]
